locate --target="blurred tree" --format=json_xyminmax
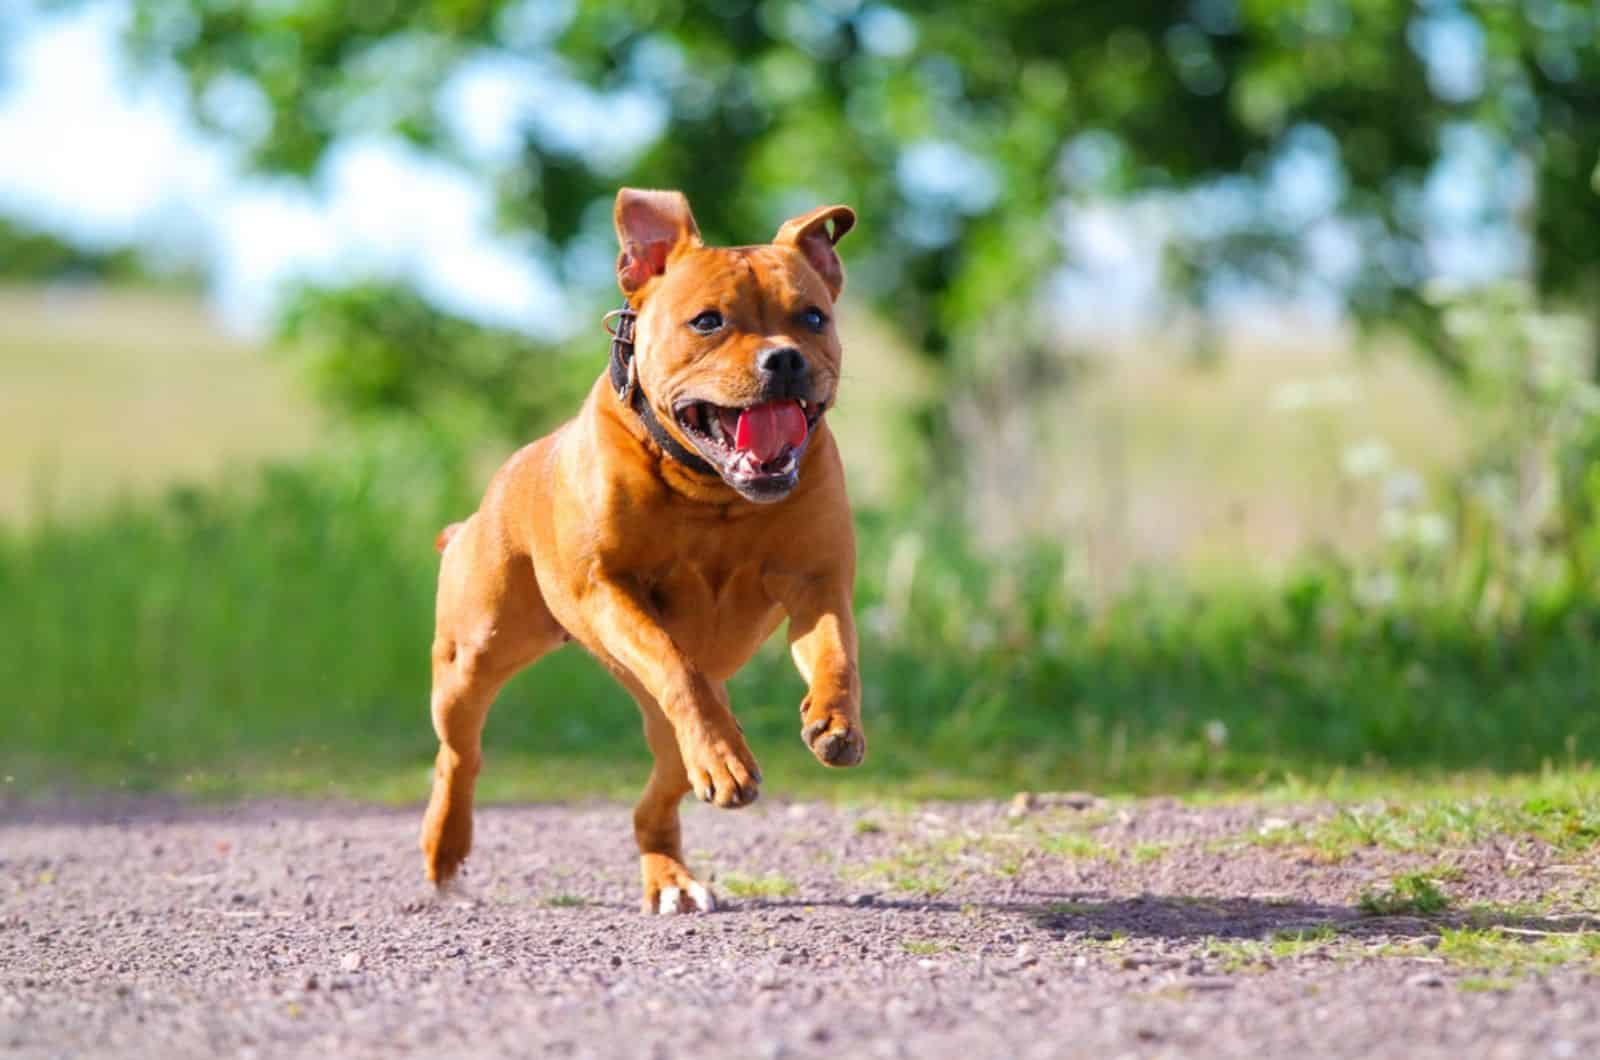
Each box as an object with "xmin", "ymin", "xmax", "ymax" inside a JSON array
[
  {"xmin": 275, "ymin": 281, "xmax": 593, "ymax": 439},
  {"xmin": 0, "ymin": 216, "xmax": 153, "ymax": 282},
  {"xmin": 118, "ymin": 0, "xmax": 1600, "ymax": 478}
]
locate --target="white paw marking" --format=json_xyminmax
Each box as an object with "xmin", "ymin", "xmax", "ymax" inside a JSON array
[
  {"xmin": 688, "ymin": 882, "xmax": 715, "ymax": 912},
  {"xmin": 658, "ymin": 887, "xmax": 682, "ymax": 915}
]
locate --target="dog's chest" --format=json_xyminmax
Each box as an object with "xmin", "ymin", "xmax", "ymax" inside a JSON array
[{"xmin": 647, "ymin": 560, "xmax": 781, "ymax": 677}]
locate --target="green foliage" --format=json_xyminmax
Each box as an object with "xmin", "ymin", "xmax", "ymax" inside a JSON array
[
  {"xmin": 124, "ymin": 0, "xmax": 1600, "ymax": 395},
  {"xmin": 1330, "ymin": 282, "xmax": 1600, "ymax": 637},
  {"xmin": 1442, "ymin": 283, "xmax": 1600, "ymax": 606},
  {"xmin": 0, "ymin": 217, "xmax": 159, "ymax": 284},
  {"xmin": 275, "ymin": 281, "xmax": 595, "ymax": 438},
  {"xmin": 4, "ymin": 419, "xmax": 1599, "ymax": 799},
  {"xmin": 0, "ymin": 425, "xmax": 484, "ymax": 778}
]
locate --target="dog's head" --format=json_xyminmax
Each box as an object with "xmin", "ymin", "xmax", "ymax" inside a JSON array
[{"xmin": 613, "ymin": 188, "xmax": 855, "ymax": 503}]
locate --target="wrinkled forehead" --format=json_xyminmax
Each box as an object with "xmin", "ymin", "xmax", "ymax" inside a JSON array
[{"xmin": 648, "ymin": 245, "xmax": 830, "ymax": 313}]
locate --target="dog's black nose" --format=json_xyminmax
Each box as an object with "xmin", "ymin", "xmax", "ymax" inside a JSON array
[{"xmin": 757, "ymin": 346, "xmax": 809, "ymax": 386}]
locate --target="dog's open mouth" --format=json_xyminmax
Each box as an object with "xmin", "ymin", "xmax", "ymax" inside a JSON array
[{"xmin": 674, "ymin": 398, "xmax": 823, "ymax": 500}]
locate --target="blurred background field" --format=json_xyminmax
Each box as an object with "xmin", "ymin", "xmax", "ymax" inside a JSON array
[
  {"xmin": 3, "ymin": 0, "xmax": 1599, "ymax": 804},
  {"xmin": 0, "ymin": 285, "xmax": 316, "ymax": 522}
]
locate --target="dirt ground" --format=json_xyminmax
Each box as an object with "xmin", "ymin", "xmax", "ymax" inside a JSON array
[{"xmin": 3, "ymin": 794, "xmax": 1597, "ymax": 1059}]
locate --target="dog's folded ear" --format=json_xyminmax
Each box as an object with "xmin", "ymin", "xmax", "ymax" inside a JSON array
[
  {"xmin": 615, "ymin": 188, "xmax": 703, "ymax": 299},
  {"xmin": 774, "ymin": 205, "xmax": 856, "ymax": 302}
]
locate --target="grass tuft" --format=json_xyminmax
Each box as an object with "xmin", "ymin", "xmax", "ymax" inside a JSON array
[
  {"xmin": 718, "ymin": 873, "xmax": 799, "ymax": 899},
  {"xmin": 1358, "ymin": 873, "xmax": 1451, "ymax": 917},
  {"xmin": 901, "ymin": 939, "xmax": 953, "ymax": 956},
  {"xmin": 544, "ymin": 894, "xmax": 588, "ymax": 908}
]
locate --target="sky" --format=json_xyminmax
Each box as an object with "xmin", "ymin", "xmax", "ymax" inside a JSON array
[
  {"xmin": 0, "ymin": 0, "xmax": 573, "ymax": 337},
  {"xmin": 0, "ymin": 0, "xmax": 1524, "ymax": 341}
]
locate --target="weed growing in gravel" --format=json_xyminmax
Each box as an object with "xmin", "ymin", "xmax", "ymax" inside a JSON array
[
  {"xmin": 1269, "ymin": 923, "xmax": 1339, "ymax": 956},
  {"xmin": 1206, "ymin": 926, "xmax": 1345, "ymax": 973},
  {"xmin": 1458, "ymin": 976, "xmax": 1517, "ymax": 992},
  {"xmin": 1358, "ymin": 873, "xmax": 1451, "ymax": 916},
  {"xmin": 1036, "ymin": 832, "xmax": 1119, "ymax": 861},
  {"xmin": 1436, "ymin": 927, "xmax": 1600, "ymax": 972},
  {"xmin": 1460, "ymin": 899, "xmax": 1552, "ymax": 923},
  {"xmin": 896, "ymin": 874, "xmax": 953, "ymax": 896},
  {"xmin": 850, "ymin": 830, "xmax": 1050, "ymax": 895},
  {"xmin": 544, "ymin": 894, "xmax": 589, "ymax": 908},
  {"xmin": 901, "ymin": 939, "xmax": 954, "ymax": 956},
  {"xmin": 853, "ymin": 819, "xmax": 885, "ymax": 835},
  {"xmin": 846, "ymin": 843, "xmax": 957, "ymax": 896},
  {"xmin": 1252, "ymin": 778, "xmax": 1600, "ymax": 863},
  {"xmin": 1210, "ymin": 938, "xmax": 1274, "ymax": 973},
  {"xmin": 718, "ymin": 873, "xmax": 798, "ymax": 899}
]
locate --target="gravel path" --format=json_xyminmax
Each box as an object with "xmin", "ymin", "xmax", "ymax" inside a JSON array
[{"xmin": 4, "ymin": 795, "xmax": 1597, "ymax": 1059}]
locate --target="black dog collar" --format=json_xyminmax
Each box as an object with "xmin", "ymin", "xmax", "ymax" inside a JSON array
[{"xmin": 604, "ymin": 307, "xmax": 717, "ymax": 477}]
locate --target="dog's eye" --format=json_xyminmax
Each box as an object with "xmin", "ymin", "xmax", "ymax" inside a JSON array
[
  {"xmin": 688, "ymin": 310, "xmax": 723, "ymax": 334},
  {"xmin": 800, "ymin": 306, "xmax": 828, "ymax": 333}
]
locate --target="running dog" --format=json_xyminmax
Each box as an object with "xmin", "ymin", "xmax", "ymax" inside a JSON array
[{"xmin": 419, "ymin": 188, "xmax": 863, "ymax": 913}]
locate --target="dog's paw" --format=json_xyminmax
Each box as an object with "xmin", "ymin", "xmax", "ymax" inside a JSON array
[
  {"xmin": 678, "ymin": 730, "xmax": 762, "ymax": 808},
  {"xmin": 640, "ymin": 854, "xmax": 718, "ymax": 915},
  {"xmin": 801, "ymin": 697, "xmax": 866, "ymax": 767}
]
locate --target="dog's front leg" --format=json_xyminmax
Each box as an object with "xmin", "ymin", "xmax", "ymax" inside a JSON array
[
  {"xmin": 781, "ymin": 575, "xmax": 865, "ymax": 767},
  {"xmin": 584, "ymin": 578, "xmax": 762, "ymax": 808}
]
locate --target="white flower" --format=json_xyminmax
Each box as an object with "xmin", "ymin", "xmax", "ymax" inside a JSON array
[
  {"xmin": 1383, "ymin": 469, "xmax": 1425, "ymax": 510},
  {"xmin": 1342, "ymin": 439, "xmax": 1392, "ymax": 479},
  {"xmin": 1413, "ymin": 512, "xmax": 1453, "ymax": 550},
  {"xmin": 1271, "ymin": 377, "xmax": 1358, "ymax": 411}
]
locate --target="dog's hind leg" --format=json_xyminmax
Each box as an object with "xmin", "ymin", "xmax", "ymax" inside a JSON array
[
  {"xmin": 630, "ymin": 681, "xmax": 717, "ymax": 914},
  {"xmin": 420, "ymin": 517, "xmax": 564, "ymax": 886}
]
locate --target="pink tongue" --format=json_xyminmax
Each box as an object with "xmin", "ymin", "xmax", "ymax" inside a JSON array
[{"xmin": 733, "ymin": 401, "xmax": 808, "ymax": 462}]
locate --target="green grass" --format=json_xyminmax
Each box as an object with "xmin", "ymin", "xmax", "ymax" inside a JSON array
[
  {"xmin": 544, "ymin": 894, "xmax": 590, "ymax": 908},
  {"xmin": 1358, "ymin": 873, "xmax": 1452, "ymax": 917},
  {"xmin": 901, "ymin": 939, "xmax": 953, "ymax": 956},
  {"xmin": 2, "ymin": 304, "xmax": 1599, "ymax": 804},
  {"xmin": 1270, "ymin": 923, "xmax": 1338, "ymax": 953},
  {"xmin": 0, "ymin": 286, "xmax": 315, "ymax": 522},
  {"xmin": 1036, "ymin": 832, "xmax": 1120, "ymax": 861},
  {"xmin": 1457, "ymin": 976, "xmax": 1517, "ymax": 992},
  {"xmin": 1250, "ymin": 775, "xmax": 1600, "ymax": 862},
  {"xmin": 718, "ymin": 872, "xmax": 799, "ymax": 899},
  {"xmin": 1436, "ymin": 927, "xmax": 1600, "ymax": 973},
  {"xmin": 3, "ymin": 431, "xmax": 1599, "ymax": 803}
]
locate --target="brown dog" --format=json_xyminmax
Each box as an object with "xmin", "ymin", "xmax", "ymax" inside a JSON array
[{"xmin": 418, "ymin": 188, "xmax": 863, "ymax": 913}]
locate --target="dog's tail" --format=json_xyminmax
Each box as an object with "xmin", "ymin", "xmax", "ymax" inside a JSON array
[{"xmin": 434, "ymin": 521, "xmax": 466, "ymax": 554}]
